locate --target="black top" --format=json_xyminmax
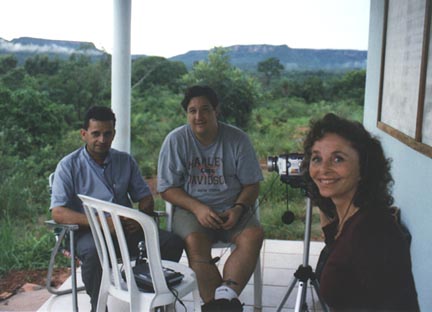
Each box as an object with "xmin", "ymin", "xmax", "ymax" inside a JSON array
[{"xmin": 318, "ymin": 209, "xmax": 419, "ymax": 311}]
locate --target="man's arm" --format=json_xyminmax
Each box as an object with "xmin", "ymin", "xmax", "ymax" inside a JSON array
[
  {"xmin": 138, "ymin": 194, "xmax": 155, "ymax": 215},
  {"xmin": 51, "ymin": 206, "xmax": 90, "ymax": 227},
  {"xmin": 51, "ymin": 206, "xmax": 117, "ymax": 233},
  {"xmin": 232, "ymin": 182, "xmax": 260, "ymax": 208},
  {"xmin": 118, "ymin": 194, "xmax": 155, "ymax": 234},
  {"xmin": 220, "ymin": 182, "xmax": 260, "ymax": 230}
]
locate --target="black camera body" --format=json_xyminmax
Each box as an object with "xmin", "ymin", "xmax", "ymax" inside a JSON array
[{"xmin": 267, "ymin": 153, "xmax": 305, "ymax": 188}]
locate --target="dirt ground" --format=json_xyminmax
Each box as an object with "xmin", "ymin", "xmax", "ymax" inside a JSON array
[{"xmin": 0, "ymin": 268, "xmax": 70, "ymax": 301}]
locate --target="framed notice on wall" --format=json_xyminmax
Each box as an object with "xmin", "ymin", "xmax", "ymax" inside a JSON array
[
  {"xmin": 423, "ymin": 32, "xmax": 432, "ymax": 146},
  {"xmin": 378, "ymin": 0, "xmax": 432, "ymax": 157}
]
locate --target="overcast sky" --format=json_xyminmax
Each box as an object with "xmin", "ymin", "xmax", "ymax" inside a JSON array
[{"xmin": 0, "ymin": 0, "xmax": 370, "ymax": 58}]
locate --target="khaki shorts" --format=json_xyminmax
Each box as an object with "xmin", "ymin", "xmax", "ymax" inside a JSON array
[{"xmin": 172, "ymin": 206, "xmax": 261, "ymax": 242}]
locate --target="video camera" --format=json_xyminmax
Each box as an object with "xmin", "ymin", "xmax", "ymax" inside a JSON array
[{"xmin": 267, "ymin": 153, "xmax": 305, "ymax": 188}]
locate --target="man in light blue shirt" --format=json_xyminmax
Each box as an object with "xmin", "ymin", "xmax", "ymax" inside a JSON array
[{"xmin": 51, "ymin": 106, "xmax": 183, "ymax": 311}]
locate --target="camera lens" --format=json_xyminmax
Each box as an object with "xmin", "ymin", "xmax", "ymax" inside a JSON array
[{"xmin": 267, "ymin": 156, "xmax": 278, "ymax": 172}]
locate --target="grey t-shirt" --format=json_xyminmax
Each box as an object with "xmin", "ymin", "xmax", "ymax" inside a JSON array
[{"xmin": 157, "ymin": 122, "xmax": 263, "ymax": 212}]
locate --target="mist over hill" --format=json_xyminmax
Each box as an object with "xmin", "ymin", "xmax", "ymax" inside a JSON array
[
  {"xmin": 0, "ymin": 37, "xmax": 105, "ymax": 63},
  {"xmin": 0, "ymin": 37, "xmax": 367, "ymax": 71}
]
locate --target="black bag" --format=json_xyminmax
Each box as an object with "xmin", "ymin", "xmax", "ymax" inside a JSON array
[{"xmin": 123, "ymin": 260, "xmax": 184, "ymax": 292}]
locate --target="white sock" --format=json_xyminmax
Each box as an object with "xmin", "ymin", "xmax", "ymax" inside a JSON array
[{"xmin": 214, "ymin": 285, "xmax": 238, "ymax": 300}]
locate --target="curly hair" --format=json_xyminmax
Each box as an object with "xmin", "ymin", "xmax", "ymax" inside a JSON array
[{"xmin": 301, "ymin": 113, "xmax": 394, "ymax": 217}]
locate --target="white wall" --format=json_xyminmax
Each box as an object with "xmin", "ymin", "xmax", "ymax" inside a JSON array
[{"xmin": 363, "ymin": 1, "xmax": 432, "ymax": 310}]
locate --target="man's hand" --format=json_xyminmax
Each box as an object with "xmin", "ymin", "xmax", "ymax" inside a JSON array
[
  {"xmin": 105, "ymin": 216, "xmax": 141, "ymax": 234},
  {"xmin": 195, "ymin": 206, "xmax": 225, "ymax": 229},
  {"xmin": 138, "ymin": 194, "xmax": 155, "ymax": 216},
  {"xmin": 219, "ymin": 205, "xmax": 243, "ymax": 230},
  {"xmin": 140, "ymin": 205, "xmax": 154, "ymax": 216},
  {"xmin": 120, "ymin": 216, "xmax": 141, "ymax": 233}
]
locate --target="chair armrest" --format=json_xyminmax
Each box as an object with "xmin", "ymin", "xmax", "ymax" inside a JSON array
[
  {"xmin": 153, "ymin": 211, "xmax": 167, "ymax": 218},
  {"xmin": 45, "ymin": 220, "xmax": 79, "ymax": 231},
  {"xmin": 148, "ymin": 211, "xmax": 167, "ymax": 227}
]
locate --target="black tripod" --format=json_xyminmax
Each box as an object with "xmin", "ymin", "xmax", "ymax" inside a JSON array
[{"xmin": 276, "ymin": 197, "xmax": 329, "ymax": 312}]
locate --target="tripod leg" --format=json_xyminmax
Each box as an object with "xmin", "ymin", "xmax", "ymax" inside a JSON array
[
  {"xmin": 277, "ymin": 198, "xmax": 327, "ymax": 312},
  {"xmin": 295, "ymin": 280, "xmax": 308, "ymax": 312},
  {"xmin": 276, "ymin": 276, "xmax": 299, "ymax": 312},
  {"xmin": 310, "ymin": 279, "xmax": 329, "ymax": 312}
]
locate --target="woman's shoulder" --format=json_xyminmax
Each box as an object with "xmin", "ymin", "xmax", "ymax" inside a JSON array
[
  {"xmin": 350, "ymin": 209, "xmax": 389, "ymax": 233},
  {"xmin": 351, "ymin": 209, "xmax": 408, "ymax": 249}
]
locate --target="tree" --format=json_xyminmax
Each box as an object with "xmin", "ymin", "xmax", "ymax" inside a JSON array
[
  {"xmin": 0, "ymin": 67, "xmax": 27, "ymax": 90},
  {"xmin": 183, "ymin": 48, "xmax": 260, "ymax": 129},
  {"xmin": 131, "ymin": 56, "xmax": 187, "ymax": 93},
  {"xmin": 24, "ymin": 55, "xmax": 60, "ymax": 76},
  {"xmin": 0, "ymin": 88, "xmax": 69, "ymax": 158},
  {"xmin": 46, "ymin": 54, "xmax": 111, "ymax": 123},
  {"xmin": 301, "ymin": 76, "xmax": 325, "ymax": 103},
  {"xmin": 0, "ymin": 55, "xmax": 18, "ymax": 75},
  {"xmin": 330, "ymin": 70, "xmax": 366, "ymax": 105},
  {"xmin": 1, "ymin": 56, "xmax": 22, "ymax": 90},
  {"xmin": 131, "ymin": 86, "xmax": 184, "ymax": 176},
  {"xmin": 257, "ymin": 57, "xmax": 284, "ymax": 86}
]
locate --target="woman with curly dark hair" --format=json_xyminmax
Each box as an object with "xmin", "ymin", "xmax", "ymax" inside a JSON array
[{"xmin": 301, "ymin": 113, "xmax": 419, "ymax": 311}]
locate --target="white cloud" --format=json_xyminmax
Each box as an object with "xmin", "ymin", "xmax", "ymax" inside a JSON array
[{"xmin": 0, "ymin": 39, "xmax": 103, "ymax": 55}]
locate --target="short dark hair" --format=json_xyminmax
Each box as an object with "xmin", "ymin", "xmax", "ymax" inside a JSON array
[
  {"xmin": 301, "ymin": 113, "xmax": 394, "ymax": 216},
  {"xmin": 181, "ymin": 85, "xmax": 219, "ymax": 111},
  {"xmin": 83, "ymin": 106, "xmax": 116, "ymax": 130}
]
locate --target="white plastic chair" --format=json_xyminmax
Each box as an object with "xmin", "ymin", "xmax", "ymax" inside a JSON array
[
  {"xmin": 46, "ymin": 172, "xmax": 84, "ymax": 312},
  {"xmin": 165, "ymin": 201, "xmax": 263, "ymax": 312},
  {"xmin": 78, "ymin": 194, "xmax": 201, "ymax": 312}
]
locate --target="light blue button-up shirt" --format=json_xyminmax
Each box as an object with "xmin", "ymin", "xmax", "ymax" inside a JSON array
[{"xmin": 50, "ymin": 146, "xmax": 151, "ymax": 213}]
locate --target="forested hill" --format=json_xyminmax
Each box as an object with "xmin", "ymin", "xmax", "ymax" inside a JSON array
[
  {"xmin": 0, "ymin": 37, "xmax": 105, "ymax": 63},
  {"xmin": 1, "ymin": 37, "xmax": 367, "ymax": 71},
  {"xmin": 170, "ymin": 44, "xmax": 367, "ymax": 71}
]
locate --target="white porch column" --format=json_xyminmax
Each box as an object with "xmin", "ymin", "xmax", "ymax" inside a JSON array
[{"xmin": 111, "ymin": 0, "xmax": 131, "ymax": 153}]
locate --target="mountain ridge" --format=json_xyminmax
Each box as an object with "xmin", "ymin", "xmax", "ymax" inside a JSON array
[
  {"xmin": 0, "ymin": 37, "xmax": 367, "ymax": 71},
  {"xmin": 170, "ymin": 44, "xmax": 367, "ymax": 71}
]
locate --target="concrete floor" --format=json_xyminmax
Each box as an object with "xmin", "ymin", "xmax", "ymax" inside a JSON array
[{"xmin": 29, "ymin": 239, "xmax": 326, "ymax": 312}]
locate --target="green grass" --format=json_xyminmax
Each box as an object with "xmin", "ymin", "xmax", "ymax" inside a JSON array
[
  {"xmin": 0, "ymin": 217, "xmax": 57, "ymax": 276},
  {"xmin": 259, "ymin": 173, "xmax": 323, "ymax": 241}
]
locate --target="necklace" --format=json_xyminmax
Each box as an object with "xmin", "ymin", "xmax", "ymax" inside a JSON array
[{"xmin": 336, "ymin": 198, "xmax": 355, "ymax": 238}]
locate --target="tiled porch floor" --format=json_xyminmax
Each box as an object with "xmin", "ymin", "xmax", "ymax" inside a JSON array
[{"xmin": 37, "ymin": 239, "xmax": 326, "ymax": 312}]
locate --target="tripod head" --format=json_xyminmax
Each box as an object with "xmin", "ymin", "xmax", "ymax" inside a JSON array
[
  {"xmin": 267, "ymin": 152, "xmax": 308, "ymax": 193},
  {"xmin": 267, "ymin": 153, "xmax": 307, "ymax": 225}
]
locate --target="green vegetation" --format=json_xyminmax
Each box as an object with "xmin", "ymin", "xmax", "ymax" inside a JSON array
[
  {"xmin": 0, "ymin": 52, "xmax": 364, "ymax": 276},
  {"xmin": 257, "ymin": 57, "xmax": 284, "ymax": 86}
]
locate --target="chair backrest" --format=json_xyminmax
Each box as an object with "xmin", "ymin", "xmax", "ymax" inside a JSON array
[
  {"xmin": 48, "ymin": 172, "xmax": 55, "ymax": 194},
  {"xmin": 78, "ymin": 194, "xmax": 173, "ymax": 307}
]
